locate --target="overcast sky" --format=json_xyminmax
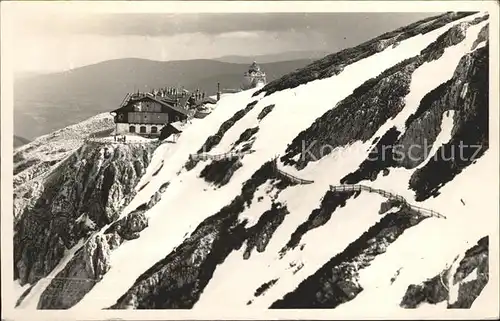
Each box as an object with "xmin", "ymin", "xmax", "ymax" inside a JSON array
[{"xmin": 10, "ymin": 11, "xmax": 440, "ymax": 73}]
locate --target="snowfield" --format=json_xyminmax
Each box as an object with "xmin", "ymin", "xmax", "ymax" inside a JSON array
[{"xmin": 11, "ymin": 11, "xmax": 497, "ymax": 318}]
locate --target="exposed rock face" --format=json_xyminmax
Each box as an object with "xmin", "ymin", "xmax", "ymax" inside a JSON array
[
  {"xmin": 400, "ymin": 236, "xmax": 488, "ymax": 308},
  {"xmin": 341, "ymin": 127, "xmax": 401, "ymax": 184},
  {"xmin": 14, "ymin": 141, "xmax": 157, "ymax": 286},
  {"xmin": 13, "ymin": 114, "xmax": 116, "ymax": 219},
  {"xmin": 471, "ymin": 24, "xmax": 488, "ymax": 50},
  {"xmin": 200, "ymin": 158, "xmax": 244, "ymax": 187},
  {"xmin": 36, "ymin": 233, "xmax": 113, "ymax": 309},
  {"xmin": 199, "ymin": 125, "xmax": 260, "ymax": 187},
  {"xmin": 257, "ymin": 104, "xmax": 275, "ymax": 121},
  {"xmin": 35, "ymin": 181, "xmax": 169, "ymax": 309},
  {"xmin": 83, "ymin": 234, "xmax": 111, "ymax": 280},
  {"xmin": 408, "ymin": 44, "xmax": 488, "ymax": 200},
  {"xmin": 234, "ymin": 127, "xmax": 259, "ymax": 146},
  {"xmin": 243, "ymin": 203, "xmax": 289, "ymax": 260},
  {"xmin": 111, "ymin": 209, "xmax": 149, "ymax": 241}
]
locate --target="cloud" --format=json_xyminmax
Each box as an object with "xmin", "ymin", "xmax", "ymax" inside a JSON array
[
  {"xmin": 13, "ymin": 12, "xmax": 442, "ymax": 39},
  {"xmin": 10, "ymin": 11, "xmax": 443, "ymax": 72},
  {"xmin": 217, "ymin": 31, "xmax": 261, "ymax": 39}
]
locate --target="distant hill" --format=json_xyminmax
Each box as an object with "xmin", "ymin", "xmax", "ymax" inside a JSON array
[
  {"xmin": 214, "ymin": 50, "xmax": 331, "ymax": 64},
  {"xmin": 14, "ymin": 135, "xmax": 31, "ymax": 148},
  {"xmin": 14, "ymin": 58, "xmax": 316, "ymax": 140}
]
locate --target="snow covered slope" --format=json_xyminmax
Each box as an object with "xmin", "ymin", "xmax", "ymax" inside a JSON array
[{"xmin": 12, "ymin": 11, "xmax": 496, "ymax": 315}]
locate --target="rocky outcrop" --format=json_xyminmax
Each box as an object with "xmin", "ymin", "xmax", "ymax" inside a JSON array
[
  {"xmin": 471, "ymin": 24, "xmax": 488, "ymax": 50},
  {"xmin": 234, "ymin": 127, "xmax": 259, "ymax": 146},
  {"xmin": 257, "ymin": 104, "xmax": 275, "ymax": 121},
  {"xmin": 199, "ymin": 125, "xmax": 260, "ymax": 187},
  {"xmin": 32, "ymin": 234, "xmax": 111, "ymax": 309},
  {"xmin": 36, "ymin": 234, "xmax": 111, "ymax": 309},
  {"xmin": 378, "ymin": 199, "xmax": 404, "ymax": 214},
  {"xmin": 400, "ymin": 236, "xmax": 488, "ymax": 308},
  {"xmin": 409, "ymin": 44, "xmax": 488, "ymax": 200},
  {"xmin": 108, "ymin": 209, "xmax": 149, "ymax": 241},
  {"xmin": 185, "ymin": 100, "xmax": 259, "ymax": 171},
  {"xmin": 14, "ymin": 141, "xmax": 157, "ymax": 286},
  {"xmin": 254, "ymin": 278, "xmax": 279, "ymax": 297},
  {"xmin": 200, "ymin": 158, "xmax": 243, "ymax": 187},
  {"xmin": 36, "ymin": 181, "xmax": 169, "ymax": 309},
  {"xmin": 243, "ymin": 202, "xmax": 289, "ymax": 259},
  {"xmin": 271, "ymin": 206, "xmax": 428, "ymax": 308}
]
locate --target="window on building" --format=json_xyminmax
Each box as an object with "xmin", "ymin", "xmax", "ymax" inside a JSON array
[
  {"xmin": 151, "ymin": 126, "xmax": 158, "ymax": 134},
  {"xmin": 129, "ymin": 125, "xmax": 136, "ymax": 133},
  {"xmin": 140, "ymin": 126, "xmax": 147, "ymax": 133}
]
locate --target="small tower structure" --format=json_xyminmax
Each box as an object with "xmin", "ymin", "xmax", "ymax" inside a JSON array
[{"xmin": 242, "ymin": 61, "xmax": 267, "ymax": 90}]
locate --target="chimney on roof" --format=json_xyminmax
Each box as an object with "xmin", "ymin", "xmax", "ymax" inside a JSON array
[{"xmin": 217, "ymin": 82, "xmax": 221, "ymax": 101}]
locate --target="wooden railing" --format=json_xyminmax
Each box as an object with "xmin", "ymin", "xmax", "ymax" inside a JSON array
[
  {"xmin": 329, "ymin": 184, "xmax": 406, "ymax": 203},
  {"xmin": 329, "ymin": 184, "xmax": 446, "ymax": 219},
  {"xmin": 189, "ymin": 153, "xmax": 446, "ymax": 220},
  {"xmin": 270, "ymin": 156, "xmax": 444, "ymax": 219},
  {"xmin": 189, "ymin": 150, "xmax": 255, "ymax": 161},
  {"xmin": 272, "ymin": 160, "xmax": 314, "ymax": 185}
]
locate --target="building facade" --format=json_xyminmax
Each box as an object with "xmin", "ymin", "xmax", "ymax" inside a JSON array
[{"xmin": 111, "ymin": 94, "xmax": 191, "ymax": 136}]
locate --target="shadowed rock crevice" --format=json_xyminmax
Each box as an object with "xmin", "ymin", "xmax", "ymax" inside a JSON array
[
  {"xmin": 271, "ymin": 207, "xmax": 428, "ymax": 308},
  {"xmin": 400, "ymin": 236, "xmax": 488, "ymax": 309},
  {"xmin": 14, "ymin": 158, "xmax": 40, "ymax": 176}
]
